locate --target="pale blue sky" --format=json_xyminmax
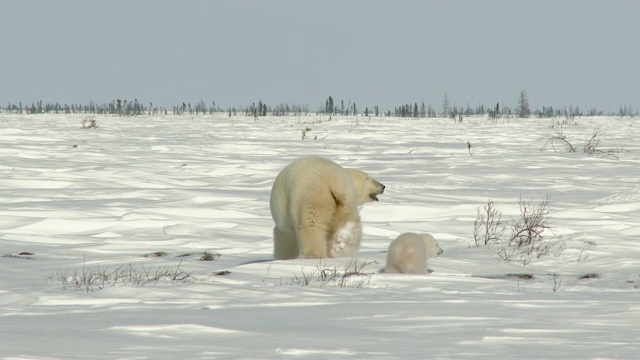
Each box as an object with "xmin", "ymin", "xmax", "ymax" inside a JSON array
[{"xmin": 2, "ymin": 0, "xmax": 638, "ymax": 113}]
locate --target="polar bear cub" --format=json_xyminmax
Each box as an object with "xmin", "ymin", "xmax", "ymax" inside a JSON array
[
  {"xmin": 385, "ymin": 232, "xmax": 443, "ymax": 274},
  {"xmin": 270, "ymin": 156, "xmax": 385, "ymax": 260}
]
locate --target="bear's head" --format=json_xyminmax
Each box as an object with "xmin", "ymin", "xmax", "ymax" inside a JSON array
[
  {"xmin": 421, "ymin": 233, "xmax": 444, "ymax": 258},
  {"xmin": 348, "ymin": 169, "xmax": 385, "ymax": 205}
]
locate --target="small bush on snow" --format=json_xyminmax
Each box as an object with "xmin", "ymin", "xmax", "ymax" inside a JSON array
[
  {"xmin": 81, "ymin": 117, "xmax": 99, "ymax": 129},
  {"xmin": 473, "ymin": 195, "xmax": 565, "ymax": 265},
  {"xmin": 52, "ymin": 258, "xmax": 194, "ymax": 292},
  {"xmin": 266, "ymin": 259, "xmax": 378, "ymax": 288},
  {"xmin": 542, "ymin": 127, "xmax": 623, "ymax": 159}
]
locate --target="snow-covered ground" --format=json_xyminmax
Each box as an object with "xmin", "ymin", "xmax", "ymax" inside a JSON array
[{"xmin": 1, "ymin": 113, "xmax": 639, "ymax": 359}]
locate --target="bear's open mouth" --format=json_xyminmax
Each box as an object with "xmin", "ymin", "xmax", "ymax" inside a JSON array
[{"xmin": 370, "ymin": 186, "xmax": 385, "ymax": 201}]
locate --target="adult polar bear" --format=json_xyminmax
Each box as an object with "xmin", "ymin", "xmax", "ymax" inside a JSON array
[{"xmin": 270, "ymin": 156, "xmax": 385, "ymax": 260}]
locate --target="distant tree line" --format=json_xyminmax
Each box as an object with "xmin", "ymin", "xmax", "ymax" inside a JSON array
[
  {"xmin": 1, "ymin": 92, "xmax": 637, "ymax": 118},
  {"xmin": 2, "ymin": 99, "xmax": 167, "ymax": 116}
]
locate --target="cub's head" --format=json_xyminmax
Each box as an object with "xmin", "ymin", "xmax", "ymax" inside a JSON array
[
  {"xmin": 421, "ymin": 233, "xmax": 444, "ymax": 258},
  {"xmin": 348, "ymin": 169, "xmax": 385, "ymax": 205}
]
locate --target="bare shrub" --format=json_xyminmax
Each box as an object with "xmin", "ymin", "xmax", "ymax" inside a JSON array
[
  {"xmin": 473, "ymin": 196, "xmax": 565, "ymax": 265},
  {"xmin": 542, "ymin": 126, "xmax": 576, "ymax": 153},
  {"xmin": 279, "ymin": 259, "xmax": 377, "ymax": 288},
  {"xmin": 54, "ymin": 258, "xmax": 193, "ymax": 292},
  {"xmin": 550, "ymin": 117, "xmax": 579, "ymax": 128},
  {"xmin": 473, "ymin": 199, "xmax": 505, "ymax": 246},
  {"xmin": 551, "ymin": 272, "xmax": 563, "ymax": 292},
  {"xmin": 508, "ymin": 196, "xmax": 552, "ymax": 248},
  {"xmin": 582, "ymin": 130, "xmax": 623, "ymax": 159},
  {"xmin": 81, "ymin": 117, "xmax": 99, "ymax": 129},
  {"xmin": 301, "ymin": 127, "xmax": 311, "ymax": 140},
  {"xmin": 542, "ymin": 128, "xmax": 623, "ymax": 159}
]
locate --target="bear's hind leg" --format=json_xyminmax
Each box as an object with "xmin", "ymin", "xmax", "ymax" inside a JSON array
[
  {"xmin": 273, "ymin": 227, "xmax": 298, "ymax": 260},
  {"xmin": 297, "ymin": 224, "xmax": 329, "ymax": 258},
  {"xmin": 398, "ymin": 260, "xmax": 427, "ymax": 274}
]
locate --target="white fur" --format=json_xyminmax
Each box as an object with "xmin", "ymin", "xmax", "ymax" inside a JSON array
[
  {"xmin": 270, "ymin": 156, "xmax": 384, "ymax": 259},
  {"xmin": 385, "ymin": 232, "xmax": 443, "ymax": 274},
  {"xmin": 329, "ymin": 221, "xmax": 363, "ymax": 258}
]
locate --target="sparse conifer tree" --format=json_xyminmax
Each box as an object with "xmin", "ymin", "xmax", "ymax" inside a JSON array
[
  {"xmin": 443, "ymin": 92, "xmax": 450, "ymax": 117},
  {"xmin": 517, "ymin": 90, "xmax": 530, "ymax": 118},
  {"xmin": 325, "ymin": 96, "xmax": 334, "ymax": 115}
]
